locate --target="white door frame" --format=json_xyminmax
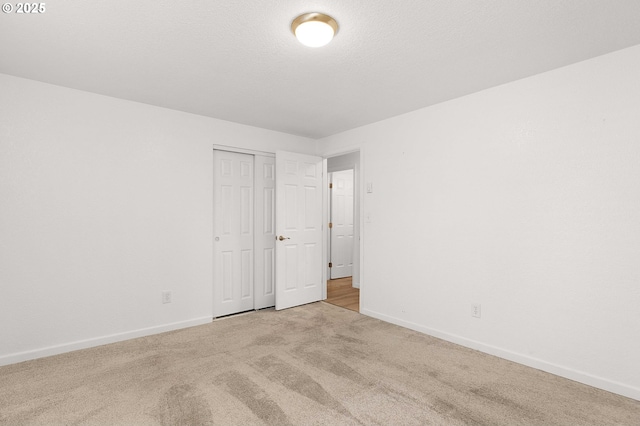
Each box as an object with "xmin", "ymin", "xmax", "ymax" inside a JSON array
[
  {"xmin": 325, "ymin": 149, "xmax": 362, "ymax": 291},
  {"xmin": 212, "ymin": 145, "xmax": 363, "ymax": 314},
  {"xmin": 211, "ymin": 144, "xmax": 329, "ymax": 316}
]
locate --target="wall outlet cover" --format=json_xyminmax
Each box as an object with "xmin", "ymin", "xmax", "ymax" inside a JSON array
[{"xmin": 472, "ymin": 303, "xmax": 481, "ymax": 318}]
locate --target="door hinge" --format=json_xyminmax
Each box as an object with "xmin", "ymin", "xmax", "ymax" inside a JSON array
[
  {"xmin": 329, "ymin": 262, "xmax": 333, "ymax": 268},
  {"xmin": 328, "ymin": 222, "xmax": 333, "ymax": 229},
  {"xmin": 329, "ymin": 183, "xmax": 333, "ymax": 189}
]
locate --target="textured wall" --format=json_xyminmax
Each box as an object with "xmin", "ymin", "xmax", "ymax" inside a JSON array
[
  {"xmin": 317, "ymin": 45, "xmax": 640, "ymax": 400},
  {"xmin": 0, "ymin": 74, "xmax": 314, "ymax": 365}
]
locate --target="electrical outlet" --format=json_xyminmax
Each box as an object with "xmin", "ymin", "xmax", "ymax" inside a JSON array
[
  {"xmin": 471, "ymin": 303, "xmax": 481, "ymax": 318},
  {"xmin": 162, "ymin": 291, "xmax": 172, "ymax": 304}
]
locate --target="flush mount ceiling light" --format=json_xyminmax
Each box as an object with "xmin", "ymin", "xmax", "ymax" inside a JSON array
[{"xmin": 291, "ymin": 12, "xmax": 338, "ymax": 47}]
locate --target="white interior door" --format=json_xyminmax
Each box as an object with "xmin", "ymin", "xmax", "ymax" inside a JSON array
[
  {"xmin": 213, "ymin": 150, "xmax": 254, "ymax": 317},
  {"xmin": 330, "ymin": 169, "xmax": 354, "ymax": 279},
  {"xmin": 254, "ymin": 155, "xmax": 276, "ymax": 310},
  {"xmin": 275, "ymin": 151, "xmax": 324, "ymax": 310}
]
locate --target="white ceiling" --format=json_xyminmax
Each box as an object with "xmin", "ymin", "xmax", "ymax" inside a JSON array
[{"xmin": 2, "ymin": 1, "xmax": 640, "ymax": 139}]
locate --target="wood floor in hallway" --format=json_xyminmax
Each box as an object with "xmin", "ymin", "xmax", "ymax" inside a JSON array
[{"xmin": 325, "ymin": 277, "xmax": 359, "ymax": 312}]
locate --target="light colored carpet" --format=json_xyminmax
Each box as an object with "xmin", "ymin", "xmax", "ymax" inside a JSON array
[{"xmin": 1, "ymin": 302, "xmax": 638, "ymax": 425}]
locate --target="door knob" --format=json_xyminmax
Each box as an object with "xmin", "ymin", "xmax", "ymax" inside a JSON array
[{"xmin": 278, "ymin": 235, "xmax": 290, "ymax": 241}]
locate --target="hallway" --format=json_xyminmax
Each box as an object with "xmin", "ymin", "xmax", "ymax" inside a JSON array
[{"xmin": 325, "ymin": 277, "xmax": 359, "ymax": 312}]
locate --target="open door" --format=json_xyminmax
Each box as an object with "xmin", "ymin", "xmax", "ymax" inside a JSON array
[
  {"xmin": 329, "ymin": 169, "xmax": 354, "ymax": 279},
  {"xmin": 275, "ymin": 151, "xmax": 324, "ymax": 310}
]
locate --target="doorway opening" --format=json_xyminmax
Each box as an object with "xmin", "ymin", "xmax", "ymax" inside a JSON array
[
  {"xmin": 326, "ymin": 277, "xmax": 359, "ymax": 312},
  {"xmin": 325, "ymin": 151, "xmax": 361, "ymax": 313}
]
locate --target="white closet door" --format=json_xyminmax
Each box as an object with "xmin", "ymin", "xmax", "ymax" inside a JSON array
[
  {"xmin": 275, "ymin": 150, "xmax": 324, "ymax": 310},
  {"xmin": 213, "ymin": 150, "xmax": 254, "ymax": 317},
  {"xmin": 254, "ymin": 155, "xmax": 276, "ymax": 309}
]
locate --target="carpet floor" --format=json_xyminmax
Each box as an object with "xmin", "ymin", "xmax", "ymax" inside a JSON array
[{"xmin": 1, "ymin": 302, "xmax": 639, "ymax": 425}]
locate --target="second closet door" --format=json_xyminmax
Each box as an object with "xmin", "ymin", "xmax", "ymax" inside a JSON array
[
  {"xmin": 254, "ymin": 155, "xmax": 276, "ymax": 310},
  {"xmin": 213, "ymin": 150, "xmax": 254, "ymax": 317}
]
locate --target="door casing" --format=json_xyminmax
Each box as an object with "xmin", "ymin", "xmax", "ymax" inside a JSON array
[{"xmin": 212, "ymin": 145, "xmax": 362, "ymax": 314}]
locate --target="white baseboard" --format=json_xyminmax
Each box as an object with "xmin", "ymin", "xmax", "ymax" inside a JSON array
[
  {"xmin": 0, "ymin": 316, "xmax": 212, "ymax": 367},
  {"xmin": 361, "ymin": 308, "xmax": 640, "ymax": 402}
]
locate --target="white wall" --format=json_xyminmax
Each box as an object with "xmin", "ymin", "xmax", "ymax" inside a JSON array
[
  {"xmin": 0, "ymin": 74, "xmax": 315, "ymax": 365},
  {"xmin": 317, "ymin": 45, "xmax": 640, "ymax": 400}
]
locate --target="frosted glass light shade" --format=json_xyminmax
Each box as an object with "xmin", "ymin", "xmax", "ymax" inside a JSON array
[
  {"xmin": 292, "ymin": 13, "xmax": 338, "ymax": 48},
  {"xmin": 295, "ymin": 21, "xmax": 334, "ymax": 47}
]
